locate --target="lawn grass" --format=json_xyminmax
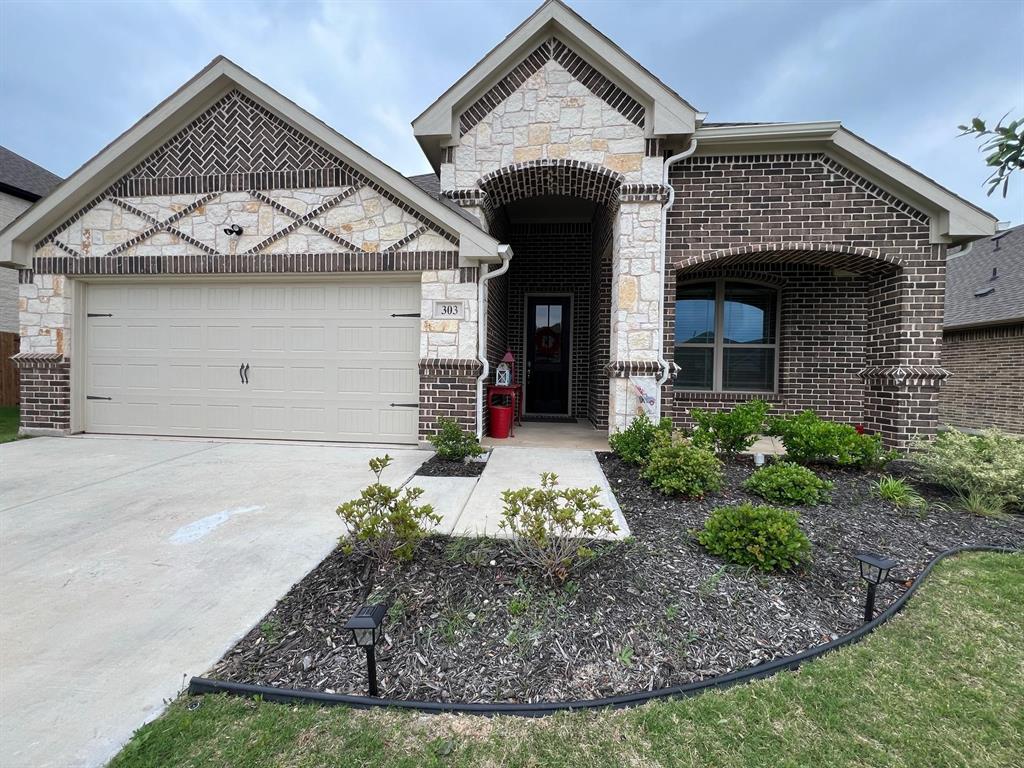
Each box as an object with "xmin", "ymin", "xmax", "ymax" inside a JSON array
[
  {"xmin": 0, "ymin": 405, "xmax": 21, "ymax": 443},
  {"xmin": 110, "ymin": 552, "xmax": 1023, "ymax": 768}
]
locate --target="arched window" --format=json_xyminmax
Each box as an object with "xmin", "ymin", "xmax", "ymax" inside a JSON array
[{"xmin": 675, "ymin": 279, "xmax": 779, "ymax": 392}]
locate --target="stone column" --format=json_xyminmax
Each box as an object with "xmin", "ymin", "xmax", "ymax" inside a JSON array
[{"xmin": 16, "ymin": 272, "xmax": 74, "ymax": 435}]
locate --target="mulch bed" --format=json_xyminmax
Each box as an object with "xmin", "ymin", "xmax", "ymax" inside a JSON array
[
  {"xmin": 414, "ymin": 454, "xmax": 488, "ymax": 477},
  {"xmin": 211, "ymin": 453, "xmax": 1023, "ymax": 703}
]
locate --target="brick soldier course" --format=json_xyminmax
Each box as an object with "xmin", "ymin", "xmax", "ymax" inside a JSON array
[{"xmin": 1, "ymin": 0, "xmax": 999, "ymax": 447}]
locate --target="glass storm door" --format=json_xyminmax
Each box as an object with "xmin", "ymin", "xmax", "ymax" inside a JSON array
[{"xmin": 525, "ymin": 296, "xmax": 571, "ymax": 414}]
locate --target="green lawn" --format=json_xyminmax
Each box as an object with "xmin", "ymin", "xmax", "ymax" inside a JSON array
[
  {"xmin": 0, "ymin": 405, "xmax": 20, "ymax": 443},
  {"xmin": 110, "ymin": 552, "xmax": 1023, "ymax": 768}
]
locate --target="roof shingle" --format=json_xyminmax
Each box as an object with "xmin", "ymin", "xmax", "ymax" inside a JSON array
[
  {"xmin": 0, "ymin": 145, "xmax": 62, "ymax": 200},
  {"xmin": 945, "ymin": 223, "xmax": 1024, "ymax": 328}
]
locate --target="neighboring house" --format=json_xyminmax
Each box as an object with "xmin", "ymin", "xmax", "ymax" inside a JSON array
[
  {"xmin": 0, "ymin": 0, "xmax": 999, "ymax": 449},
  {"xmin": 941, "ymin": 224, "xmax": 1024, "ymax": 434},
  {"xmin": 0, "ymin": 146, "xmax": 62, "ymax": 332}
]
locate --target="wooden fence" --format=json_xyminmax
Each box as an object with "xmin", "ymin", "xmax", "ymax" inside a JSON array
[{"xmin": 0, "ymin": 332, "xmax": 19, "ymax": 407}]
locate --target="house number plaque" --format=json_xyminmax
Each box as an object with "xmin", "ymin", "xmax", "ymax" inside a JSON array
[{"xmin": 434, "ymin": 301, "xmax": 464, "ymax": 320}]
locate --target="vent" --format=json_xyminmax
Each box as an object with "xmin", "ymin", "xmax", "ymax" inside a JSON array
[{"xmin": 974, "ymin": 286, "xmax": 995, "ymax": 297}]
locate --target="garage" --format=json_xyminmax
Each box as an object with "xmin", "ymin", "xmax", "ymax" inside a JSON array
[{"xmin": 82, "ymin": 279, "xmax": 421, "ymax": 443}]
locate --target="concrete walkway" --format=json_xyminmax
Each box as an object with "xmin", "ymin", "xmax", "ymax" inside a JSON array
[
  {"xmin": 0, "ymin": 436, "xmax": 428, "ymax": 768},
  {"xmin": 427, "ymin": 446, "xmax": 629, "ymax": 539}
]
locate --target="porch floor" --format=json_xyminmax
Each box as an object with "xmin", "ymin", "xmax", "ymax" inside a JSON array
[{"xmin": 481, "ymin": 419, "xmax": 610, "ymax": 451}]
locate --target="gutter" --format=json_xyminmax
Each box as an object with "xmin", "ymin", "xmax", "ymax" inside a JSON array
[
  {"xmin": 654, "ymin": 137, "xmax": 698, "ymax": 416},
  {"xmin": 475, "ymin": 244, "xmax": 513, "ymax": 440}
]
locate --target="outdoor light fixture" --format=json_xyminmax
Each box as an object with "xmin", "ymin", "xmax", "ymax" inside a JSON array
[
  {"xmin": 344, "ymin": 603, "xmax": 386, "ymax": 696},
  {"xmin": 223, "ymin": 224, "xmax": 243, "ymax": 236},
  {"xmin": 754, "ymin": 452, "xmax": 766, "ymax": 467},
  {"xmin": 853, "ymin": 551, "xmax": 898, "ymax": 624}
]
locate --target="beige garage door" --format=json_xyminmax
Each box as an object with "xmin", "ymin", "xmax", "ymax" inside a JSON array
[{"xmin": 83, "ymin": 280, "xmax": 421, "ymax": 443}]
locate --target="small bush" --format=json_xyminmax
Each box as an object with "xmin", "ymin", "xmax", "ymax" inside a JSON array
[
  {"xmin": 768, "ymin": 410, "xmax": 894, "ymax": 468},
  {"xmin": 691, "ymin": 399, "xmax": 771, "ymax": 455},
  {"xmin": 697, "ymin": 503, "xmax": 811, "ymax": 572},
  {"xmin": 874, "ymin": 475, "xmax": 928, "ymax": 514},
  {"xmin": 641, "ymin": 434, "xmax": 723, "ymax": 497},
  {"xmin": 428, "ymin": 417, "xmax": 484, "ymax": 461},
  {"xmin": 913, "ymin": 429, "xmax": 1024, "ymax": 510},
  {"xmin": 744, "ymin": 462, "xmax": 832, "ymax": 505},
  {"xmin": 500, "ymin": 472, "xmax": 619, "ymax": 583},
  {"xmin": 609, "ymin": 412, "xmax": 674, "ymax": 465},
  {"xmin": 950, "ymin": 489, "xmax": 1007, "ymax": 518},
  {"xmin": 336, "ymin": 455, "xmax": 440, "ymax": 563}
]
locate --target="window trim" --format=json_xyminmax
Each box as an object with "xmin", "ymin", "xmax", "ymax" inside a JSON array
[{"xmin": 675, "ymin": 278, "xmax": 781, "ymax": 394}]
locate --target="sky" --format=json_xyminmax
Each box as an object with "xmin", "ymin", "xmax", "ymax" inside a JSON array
[{"xmin": 1, "ymin": 0, "xmax": 1022, "ymax": 224}]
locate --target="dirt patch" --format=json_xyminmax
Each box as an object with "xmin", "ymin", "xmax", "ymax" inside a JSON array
[{"xmin": 211, "ymin": 453, "xmax": 1022, "ymax": 703}]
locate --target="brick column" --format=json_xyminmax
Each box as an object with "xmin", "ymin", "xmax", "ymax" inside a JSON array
[{"xmin": 12, "ymin": 353, "xmax": 71, "ymax": 435}]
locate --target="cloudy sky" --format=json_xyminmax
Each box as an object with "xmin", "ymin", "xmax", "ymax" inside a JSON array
[{"xmin": 1, "ymin": 0, "xmax": 1021, "ymax": 223}]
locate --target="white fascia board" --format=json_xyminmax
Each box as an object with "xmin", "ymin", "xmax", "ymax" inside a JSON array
[
  {"xmin": 1, "ymin": 58, "xmax": 503, "ymax": 268},
  {"xmin": 412, "ymin": 0, "xmax": 697, "ymax": 149},
  {"xmin": 693, "ymin": 122, "xmax": 997, "ymax": 244}
]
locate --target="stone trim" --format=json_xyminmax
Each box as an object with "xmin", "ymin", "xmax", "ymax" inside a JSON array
[
  {"xmin": 856, "ymin": 365, "xmax": 950, "ymax": 384},
  {"xmin": 441, "ymin": 188, "xmax": 489, "ymax": 206},
  {"xmin": 644, "ymin": 138, "xmax": 663, "ymax": 158},
  {"xmin": 478, "ymin": 159, "xmax": 624, "ymax": 207},
  {"xmin": 606, "ymin": 360, "xmax": 664, "ymax": 378},
  {"xmin": 458, "ymin": 267, "xmax": 479, "ymax": 284},
  {"xmin": 418, "ymin": 358, "xmax": 483, "ymax": 376},
  {"xmin": 18, "ymin": 268, "xmax": 34, "ymax": 284},
  {"xmin": 11, "ymin": 352, "xmax": 66, "ymax": 366},
  {"xmin": 819, "ymin": 156, "xmax": 929, "ymax": 223},
  {"xmin": 31, "ymin": 251, "xmax": 459, "ymax": 276},
  {"xmin": 458, "ymin": 37, "xmax": 645, "ymax": 135},
  {"xmin": 944, "ymin": 322, "xmax": 1024, "ymax": 341},
  {"xmin": 619, "ymin": 183, "xmax": 671, "ymax": 204},
  {"xmin": 673, "ymin": 390, "xmax": 784, "ymax": 404}
]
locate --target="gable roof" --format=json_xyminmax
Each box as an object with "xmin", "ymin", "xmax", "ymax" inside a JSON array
[
  {"xmin": 0, "ymin": 146, "xmax": 62, "ymax": 201},
  {"xmin": 412, "ymin": 0, "xmax": 701, "ymax": 171},
  {"xmin": 946, "ymin": 224, "xmax": 1024, "ymax": 329},
  {"xmin": 694, "ymin": 122, "xmax": 999, "ymax": 244},
  {"xmin": 0, "ymin": 57, "xmax": 503, "ymax": 269}
]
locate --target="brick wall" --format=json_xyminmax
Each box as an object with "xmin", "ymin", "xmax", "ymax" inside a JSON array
[
  {"xmin": 12, "ymin": 355, "xmax": 70, "ymax": 433},
  {"xmin": 940, "ymin": 323, "xmax": 1024, "ymax": 434},
  {"xmin": 506, "ymin": 222, "xmax": 592, "ymax": 418},
  {"xmin": 664, "ymin": 153, "xmax": 941, "ymax": 448},
  {"xmin": 418, "ymin": 359, "xmax": 481, "ymax": 439},
  {"xmin": 589, "ymin": 203, "xmax": 614, "ymax": 427}
]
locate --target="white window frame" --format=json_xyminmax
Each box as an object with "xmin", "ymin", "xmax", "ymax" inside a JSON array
[{"xmin": 675, "ymin": 278, "xmax": 781, "ymax": 393}]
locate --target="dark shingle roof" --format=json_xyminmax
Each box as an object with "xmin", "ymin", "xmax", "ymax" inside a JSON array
[
  {"xmin": 945, "ymin": 224, "xmax": 1024, "ymax": 328},
  {"xmin": 406, "ymin": 172, "xmax": 482, "ymax": 227},
  {"xmin": 0, "ymin": 145, "xmax": 62, "ymax": 200}
]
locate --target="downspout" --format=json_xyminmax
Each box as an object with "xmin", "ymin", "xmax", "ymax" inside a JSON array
[
  {"xmin": 476, "ymin": 244, "xmax": 513, "ymax": 440},
  {"xmin": 655, "ymin": 137, "xmax": 698, "ymax": 418}
]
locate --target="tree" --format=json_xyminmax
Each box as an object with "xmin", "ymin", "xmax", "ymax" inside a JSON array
[{"xmin": 958, "ymin": 114, "xmax": 1023, "ymax": 197}]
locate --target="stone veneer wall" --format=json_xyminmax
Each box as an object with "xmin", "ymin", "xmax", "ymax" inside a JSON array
[
  {"xmin": 940, "ymin": 323, "xmax": 1024, "ymax": 434},
  {"xmin": 505, "ymin": 222, "xmax": 592, "ymax": 418},
  {"xmin": 664, "ymin": 153, "xmax": 943, "ymax": 449}
]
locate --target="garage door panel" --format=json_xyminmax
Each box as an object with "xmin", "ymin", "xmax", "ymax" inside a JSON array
[{"xmin": 84, "ymin": 280, "xmax": 420, "ymax": 443}]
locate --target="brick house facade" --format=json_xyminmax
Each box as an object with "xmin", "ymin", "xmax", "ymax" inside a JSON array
[{"xmin": 0, "ymin": 0, "xmax": 999, "ymax": 449}]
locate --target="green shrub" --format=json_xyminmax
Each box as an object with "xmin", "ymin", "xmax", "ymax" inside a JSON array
[
  {"xmin": 428, "ymin": 417, "xmax": 484, "ymax": 461},
  {"xmin": 697, "ymin": 503, "xmax": 811, "ymax": 572},
  {"xmin": 913, "ymin": 429, "xmax": 1024, "ymax": 510},
  {"xmin": 744, "ymin": 462, "xmax": 832, "ymax": 505},
  {"xmin": 641, "ymin": 434, "xmax": 723, "ymax": 497},
  {"xmin": 873, "ymin": 474, "xmax": 928, "ymax": 514},
  {"xmin": 691, "ymin": 399, "xmax": 771, "ymax": 455},
  {"xmin": 609, "ymin": 412, "xmax": 674, "ymax": 465},
  {"xmin": 336, "ymin": 455, "xmax": 441, "ymax": 563},
  {"xmin": 768, "ymin": 410, "xmax": 894, "ymax": 468},
  {"xmin": 949, "ymin": 489, "xmax": 1007, "ymax": 518},
  {"xmin": 500, "ymin": 472, "xmax": 619, "ymax": 583}
]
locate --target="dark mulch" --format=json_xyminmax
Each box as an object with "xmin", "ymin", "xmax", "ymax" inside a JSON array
[
  {"xmin": 414, "ymin": 454, "xmax": 488, "ymax": 477},
  {"xmin": 211, "ymin": 453, "xmax": 1023, "ymax": 703}
]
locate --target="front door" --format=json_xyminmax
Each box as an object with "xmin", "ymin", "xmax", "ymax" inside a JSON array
[{"xmin": 525, "ymin": 296, "xmax": 571, "ymax": 414}]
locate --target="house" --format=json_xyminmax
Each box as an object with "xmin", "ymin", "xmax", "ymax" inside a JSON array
[
  {"xmin": 0, "ymin": 146, "xmax": 62, "ymax": 405},
  {"xmin": 0, "ymin": 0, "xmax": 998, "ymax": 449},
  {"xmin": 941, "ymin": 224, "xmax": 1024, "ymax": 434}
]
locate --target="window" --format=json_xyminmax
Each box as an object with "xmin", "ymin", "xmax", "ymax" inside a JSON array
[{"xmin": 674, "ymin": 280, "xmax": 779, "ymax": 392}]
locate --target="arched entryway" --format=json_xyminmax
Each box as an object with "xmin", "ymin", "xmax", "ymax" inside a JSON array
[{"xmin": 478, "ymin": 160, "xmax": 623, "ymax": 427}]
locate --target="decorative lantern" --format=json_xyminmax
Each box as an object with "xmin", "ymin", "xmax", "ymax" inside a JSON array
[
  {"xmin": 496, "ymin": 350, "xmax": 515, "ymax": 386},
  {"xmin": 853, "ymin": 551, "xmax": 898, "ymax": 623},
  {"xmin": 344, "ymin": 603, "xmax": 387, "ymax": 695}
]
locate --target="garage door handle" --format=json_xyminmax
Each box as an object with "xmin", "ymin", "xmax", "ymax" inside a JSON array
[
  {"xmin": 239, "ymin": 364, "xmax": 246, "ymax": 384},
  {"xmin": 243, "ymin": 363, "xmax": 250, "ymax": 383},
  {"xmin": 389, "ymin": 402, "xmax": 418, "ymax": 408}
]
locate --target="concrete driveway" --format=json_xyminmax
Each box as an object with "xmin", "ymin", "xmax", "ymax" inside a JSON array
[{"xmin": 0, "ymin": 435, "xmax": 427, "ymax": 768}]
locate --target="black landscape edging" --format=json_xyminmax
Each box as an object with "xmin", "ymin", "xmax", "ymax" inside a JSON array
[{"xmin": 188, "ymin": 545, "xmax": 1018, "ymax": 717}]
